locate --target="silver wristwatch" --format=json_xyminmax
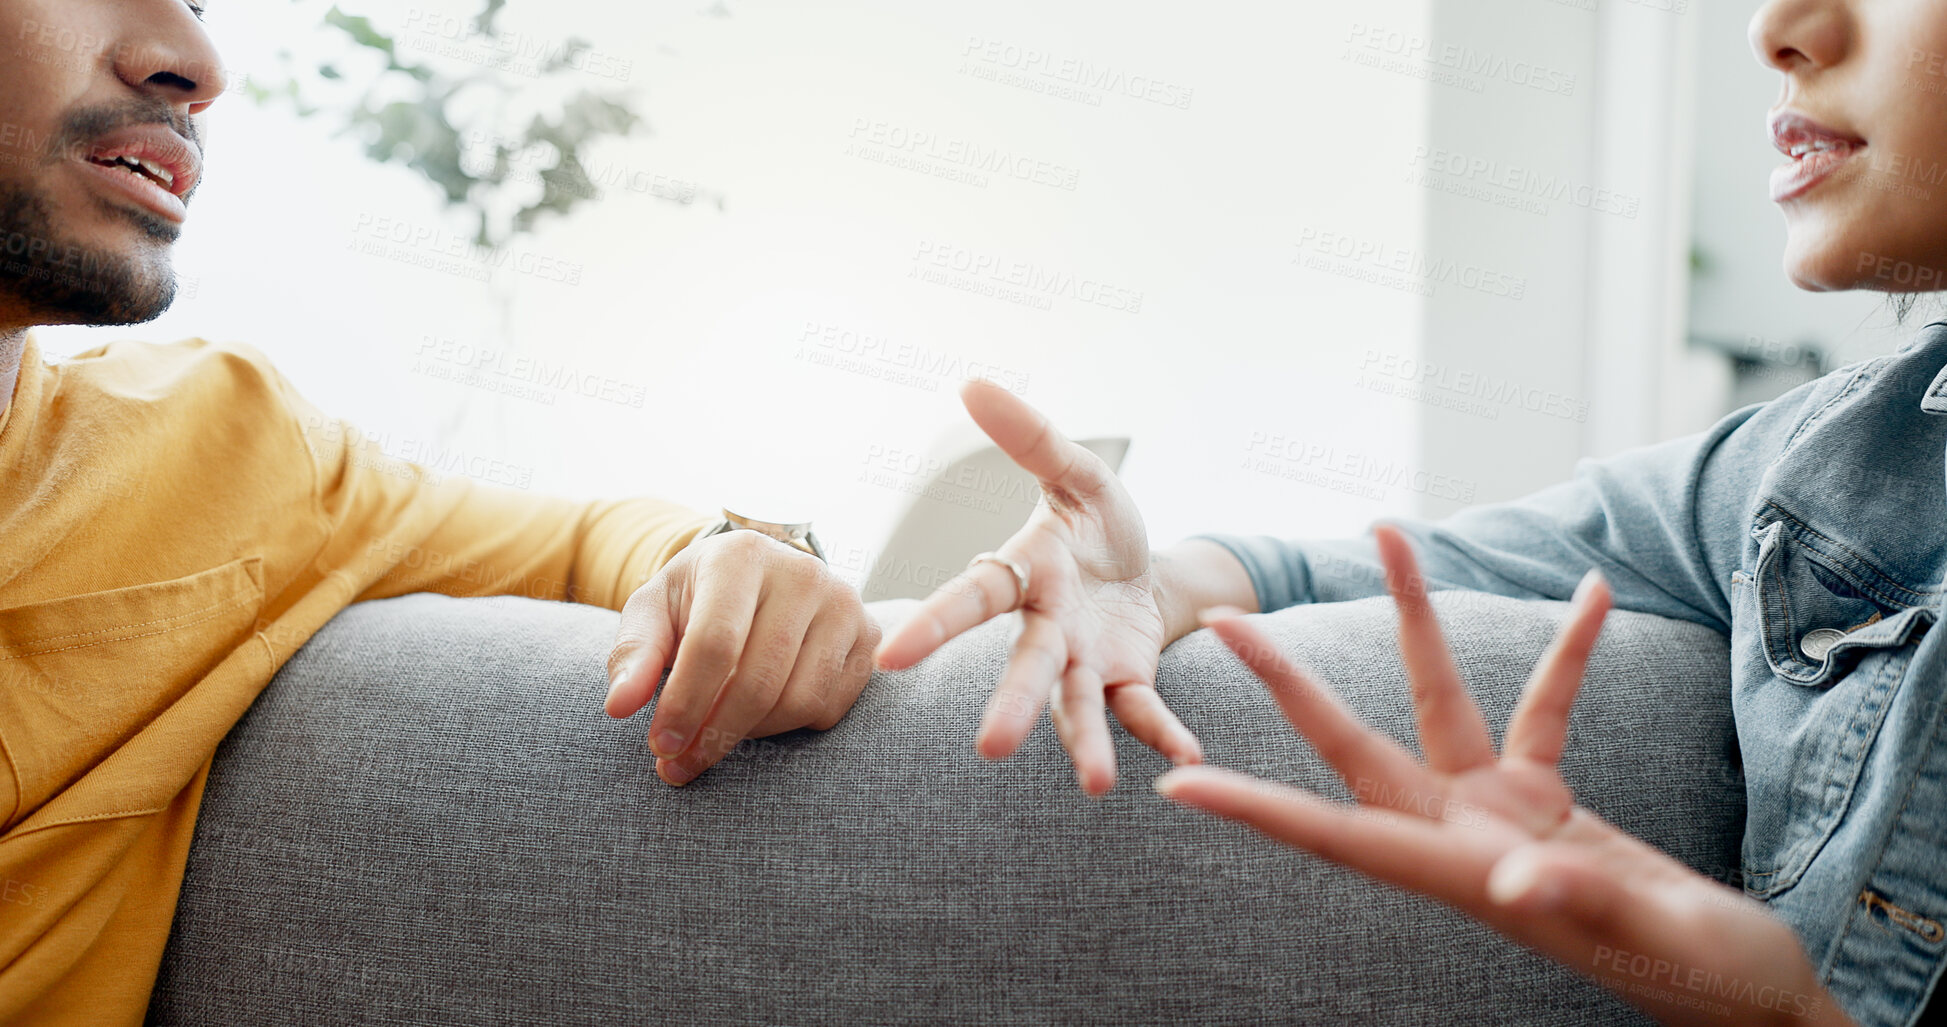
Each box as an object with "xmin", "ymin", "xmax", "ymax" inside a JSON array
[{"xmin": 695, "ymin": 507, "xmax": 825, "ymax": 562}]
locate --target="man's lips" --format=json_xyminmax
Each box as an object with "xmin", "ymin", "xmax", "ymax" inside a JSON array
[
  {"xmin": 70, "ymin": 123, "xmax": 202, "ymax": 223},
  {"xmin": 1768, "ymin": 109, "xmax": 1866, "ymax": 204}
]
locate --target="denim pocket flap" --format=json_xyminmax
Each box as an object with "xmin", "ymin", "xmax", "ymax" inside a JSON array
[{"xmin": 1752, "ymin": 521, "xmax": 1935, "ymax": 686}]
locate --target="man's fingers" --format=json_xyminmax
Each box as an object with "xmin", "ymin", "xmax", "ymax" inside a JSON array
[
  {"xmin": 875, "ymin": 558, "xmax": 1024, "ymax": 670},
  {"xmin": 646, "ymin": 551, "xmax": 763, "ymax": 758},
  {"xmin": 1052, "ymin": 663, "xmax": 1115, "ymax": 795},
  {"xmin": 1156, "ymin": 765, "xmax": 1483, "ymax": 902},
  {"xmin": 779, "ymin": 614, "xmax": 863, "ymax": 730},
  {"xmin": 1203, "ymin": 613, "xmax": 1438, "ymax": 809},
  {"xmin": 1505, "ymin": 570, "xmax": 1613, "ymax": 767},
  {"xmin": 959, "ymin": 379, "xmax": 1111, "ymax": 501},
  {"xmin": 1107, "ymin": 683, "xmax": 1202, "ymax": 766},
  {"xmin": 747, "ymin": 619, "xmax": 877, "ymax": 738},
  {"xmin": 660, "ymin": 592, "xmax": 815, "ymax": 783},
  {"xmin": 1373, "ymin": 524, "xmax": 1496, "ymax": 773},
  {"xmin": 976, "ymin": 613, "xmax": 1066, "ymax": 760},
  {"xmin": 828, "ymin": 624, "xmax": 880, "ymax": 728},
  {"xmin": 605, "ymin": 576, "xmax": 677, "ymax": 718}
]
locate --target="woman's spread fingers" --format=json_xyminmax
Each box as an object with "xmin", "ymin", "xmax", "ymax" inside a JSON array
[
  {"xmin": 1107, "ymin": 682, "xmax": 1203, "ymax": 766},
  {"xmin": 1373, "ymin": 524, "xmax": 1497, "ymax": 773},
  {"xmin": 1156, "ymin": 765, "xmax": 1484, "ymax": 901},
  {"xmin": 1505, "ymin": 570, "xmax": 1613, "ymax": 767},
  {"xmin": 1204, "ymin": 613, "xmax": 1438, "ymax": 809},
  {"xmin": 959, "ymin": 378, "xmax": 1112, "ymax": 500},
  {"xmin": 875, "ymin": 556, "xmax": 1026, "ymax": 670},
  {"xmin": 977, "ymin": 613, "xmax": 1067, "ymax": 760},
  {"xmin": 1052, "ymin": 663, "xmax": 1115, "ymax": 795}
]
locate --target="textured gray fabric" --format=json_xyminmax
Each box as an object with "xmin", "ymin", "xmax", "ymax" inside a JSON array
[{"xmin": 149, "ymin": 591, "xmax": 1742, "ymax": 1026}]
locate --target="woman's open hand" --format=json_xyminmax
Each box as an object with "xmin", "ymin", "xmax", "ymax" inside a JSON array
[
  {"xmin": 874, "ymin": 380, "xmax": 1201, "ymax": 795},
  {"xmin": 1158, "ymin": 524, "xmax": 1851, "ymax": 1027}
]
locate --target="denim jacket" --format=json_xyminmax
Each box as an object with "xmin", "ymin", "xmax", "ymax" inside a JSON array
[{"xmin": 1208, "ymin": 323, "xmax": 1947, "ymax": 1027}]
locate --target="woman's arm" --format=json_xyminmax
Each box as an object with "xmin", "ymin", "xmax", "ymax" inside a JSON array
[
  {"xmin": 1197, "ymin": 388, "xmax": 1823, "ymax": 634},
  {"xmin": 1199, "ymin": 351, "xmax": 1878, "ymax": 637},
  {"xmin": 1161, "ymin": 526, "xmax": 1855, "ymax": 1027},
  {"xmin": 1150, "ymin": 538, "xmax": 1260, "ymax": 645}
]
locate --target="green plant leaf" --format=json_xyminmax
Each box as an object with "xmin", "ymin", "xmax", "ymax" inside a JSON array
[{"xmin": 258, "ymin": 0, "xmax": 706, "ymax": 248}]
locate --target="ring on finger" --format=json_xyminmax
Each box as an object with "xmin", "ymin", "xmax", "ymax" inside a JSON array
[{"xmin": 968, "ymin": 551, "xmax": 1031, "ymax": 613}]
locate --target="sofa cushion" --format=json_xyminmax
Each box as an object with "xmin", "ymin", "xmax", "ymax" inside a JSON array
[{"xmin": 149, "ymin": 591, "xmax": 1740, "ymax": 1025}]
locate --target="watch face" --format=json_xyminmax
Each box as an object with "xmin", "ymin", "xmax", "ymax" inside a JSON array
[
  {"xmin": 720, "ymin": 508, "xmax": 814, "ymax": 540},
  {"xmin": 703, "ymin": 507, "xmax": 820, "ymax": 561}
]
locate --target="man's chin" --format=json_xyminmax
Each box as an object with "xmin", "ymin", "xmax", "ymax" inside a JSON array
[
  {"xmin": 27, "ymin": 271, "xmax": 178, "ymax": 327},
  {"xmin": 0, "ymin": 184, "xmax": 179, "ymax": 326}
]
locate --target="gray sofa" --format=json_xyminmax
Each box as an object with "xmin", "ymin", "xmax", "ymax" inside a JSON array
[{"xmin": 148, "ymin": 591, "xmax": 1743, "ymax": 1026}]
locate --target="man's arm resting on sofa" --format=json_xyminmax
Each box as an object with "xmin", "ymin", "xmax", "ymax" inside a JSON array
[{"xmin": 261, "ymin": 352, "xmax": 881, "ymax": 787}]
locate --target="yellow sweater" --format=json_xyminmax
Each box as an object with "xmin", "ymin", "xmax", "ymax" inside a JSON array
[{"xmin": 0, "ymin": 335, "xmax": 710, "ymax": 1024}]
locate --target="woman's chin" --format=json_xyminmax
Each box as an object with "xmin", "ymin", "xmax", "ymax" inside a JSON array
[
  {"xmin": 1779, "ymin": 231, "xmax": 1865, "ymax": 293},
  {"xmin": 1780, "ymin": 254, "xmax": 1839, "ymax": 293}
]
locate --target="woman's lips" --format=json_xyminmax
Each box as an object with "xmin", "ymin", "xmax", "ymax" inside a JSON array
[
  {"xmin": 1768, "ymin": 110, "xmax": 1867, "ymax": 204},
  {"xmin": 1770, "ymin": 140, "xmax": 1863, "ymax": 203}
]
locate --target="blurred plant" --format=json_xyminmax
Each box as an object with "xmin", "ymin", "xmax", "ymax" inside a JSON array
[{"xmin": 247, "ymin": 0, "xmax": 699, "ymax": 248}]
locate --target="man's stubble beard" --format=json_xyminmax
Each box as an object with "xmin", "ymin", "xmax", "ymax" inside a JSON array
[{"xmin": 0, "ymin": 179, "xmax": 179, "ymax": 327}]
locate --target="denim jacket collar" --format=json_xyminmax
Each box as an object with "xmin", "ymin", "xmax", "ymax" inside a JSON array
[
  {"xmin": 1913, "ymin": 322, "xmax": 1947, "ymax": 414},
  {"xmin": 1922, "ymin": 364, "xmax": 1947, "ymax": 414}
]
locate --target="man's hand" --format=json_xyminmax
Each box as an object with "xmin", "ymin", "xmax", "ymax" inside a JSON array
[
  {"xmin": 1157, "ymin": 525, "xmax": 1852, "ymax": 1027},
  {"xmin": 603, "ymin": 529, "xmax": 881, "ymax": 786},
  {"xmin": 875, "ymin": 379, "xmax": 1204, "ymax": 796}
]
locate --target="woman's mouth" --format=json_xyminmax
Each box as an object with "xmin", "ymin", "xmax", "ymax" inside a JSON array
[{"xmin": 1769, "ymin": 110, "xmax": 1867, "ymax": 204}]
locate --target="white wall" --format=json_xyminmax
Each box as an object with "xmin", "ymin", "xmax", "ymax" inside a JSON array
[
  {"xmin": 1391, "ymin": 0, "xmax": 1715, "ymax": 519},
  {"xmin": 40, "ymin": 0, "xmax": 1437, "ymax": 572},
  {"xmin": 1414, "ymin": 1, "xmax": 1605, "ymax": 519},
  {"xmin": 39, "ymin": 0, "xmax": 1789, "ymax": 567}
]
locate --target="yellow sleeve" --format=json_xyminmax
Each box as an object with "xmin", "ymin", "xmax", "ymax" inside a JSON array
[{"xmin": 264, "ymin": 353, "xmax": 712, "ymax": 612}]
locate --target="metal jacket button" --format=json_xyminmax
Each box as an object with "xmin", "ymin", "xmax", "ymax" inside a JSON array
[{"xmin": 1800, "ymin": 628, "xmax": 1847, "ymax": 661}]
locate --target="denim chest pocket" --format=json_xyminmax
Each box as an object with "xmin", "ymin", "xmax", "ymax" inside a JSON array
[{"xmin": 1732, "ymin": 520, "xmax": 1936, "ymax": 899}]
